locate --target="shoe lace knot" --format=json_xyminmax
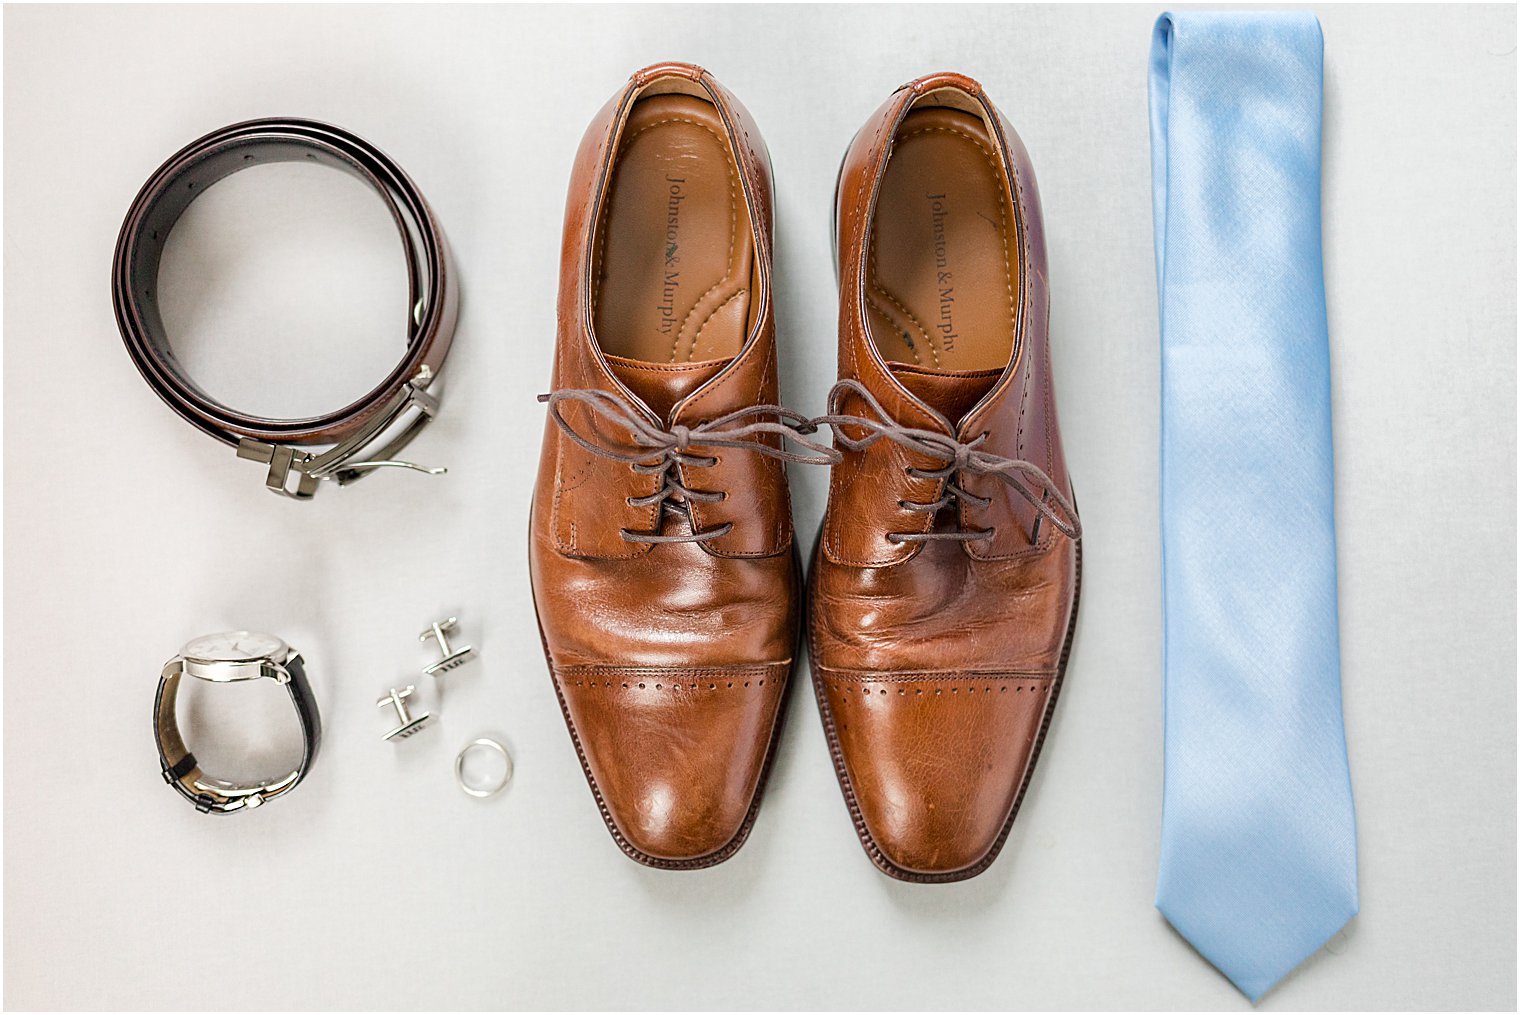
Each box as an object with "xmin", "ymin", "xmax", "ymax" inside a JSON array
[
  {"xmin": 813, "ymin": 378, "xmax": 1082, "ymax": 544},
  {"xmin": 539, "ymin": 387, "xmax": 840, "ymax": 545}
]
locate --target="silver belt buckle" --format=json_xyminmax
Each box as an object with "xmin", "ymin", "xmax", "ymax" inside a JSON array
[{"xmin": 236, "ymin": 368, "xmax": 446, "ymax": 500}]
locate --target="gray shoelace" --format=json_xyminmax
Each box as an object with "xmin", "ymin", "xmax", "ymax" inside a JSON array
[
  {"xmin": 539, "ymin": 387, "xmax": 840, "ymax": 544},
  {"xmin": 813, "ymin": 378, "xmax": 1082, "ymax": 544}
]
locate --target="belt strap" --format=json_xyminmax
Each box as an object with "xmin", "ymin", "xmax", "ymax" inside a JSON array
[{"xmin": 111, "ymin": 117, "xmax": 460, "ymax": 498}]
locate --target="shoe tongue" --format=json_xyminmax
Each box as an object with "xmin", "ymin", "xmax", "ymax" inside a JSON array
[
  {"xmin": 888, "ymin": 364, "xmax": 1002, "ymax": 425},
  {"xmin": 605, "ymin": 355, "xmax": 732, "ymax": 420}
]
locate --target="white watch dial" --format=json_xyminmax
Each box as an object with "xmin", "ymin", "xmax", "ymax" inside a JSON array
[{"xmin": 181, "ymin": 631, "xmax": 287, "ymax": 665}]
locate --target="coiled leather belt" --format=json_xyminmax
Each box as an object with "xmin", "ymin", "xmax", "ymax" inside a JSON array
[{"xmin": 112, "ymin": 117, "xmax": 459, "ymax": 499}]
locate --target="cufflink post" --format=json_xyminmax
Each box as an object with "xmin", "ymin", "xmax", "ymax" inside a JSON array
[
  {"xmin": 419, "ymin": 617, "xmax": 477, "ymax": 677},
  {"xmin": 376, "ymin": 685, "xmax": 432, "ymax": 741}
]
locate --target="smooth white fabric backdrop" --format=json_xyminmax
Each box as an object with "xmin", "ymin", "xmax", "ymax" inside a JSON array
[{"xmin": 4, "ymin": 4, "xmax": 1515, "ymax": 1010}]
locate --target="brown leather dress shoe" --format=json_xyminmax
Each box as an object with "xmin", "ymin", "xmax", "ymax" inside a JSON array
[
  {"xmin": 530, "ymin": 63, "xmax": 831, "ymax": 869},
  {"xmin": 809, "ymin": 72, "xmax": 1083, "ymax": 883}
]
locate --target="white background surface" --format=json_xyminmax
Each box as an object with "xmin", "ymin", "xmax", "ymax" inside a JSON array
[{"xmin": 4, "ymin": 4, "xmax": 1515, "ymax": 1010}]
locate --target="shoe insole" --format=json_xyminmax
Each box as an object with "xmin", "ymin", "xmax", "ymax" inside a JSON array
[
  {"xmin": 593, "ymin": 92, "xmax": 753, "ymax": 418},
  {"xmin": 866, "ymin": 106, "xmax": 1019, "ymax": 417}
]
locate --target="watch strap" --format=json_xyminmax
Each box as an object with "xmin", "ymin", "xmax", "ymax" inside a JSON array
[{"xmin": 153, "ymin": 653, "xmax": 321, "ymax": 814}]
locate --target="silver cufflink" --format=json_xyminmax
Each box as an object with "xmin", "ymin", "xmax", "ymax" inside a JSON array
[
  {"xmin": 419, "ymin": 617, "xmax": 477, "ymax": 677},
  {"xmin": 376, "ymin": 685, "xmax": 433, "ymax": 741}
]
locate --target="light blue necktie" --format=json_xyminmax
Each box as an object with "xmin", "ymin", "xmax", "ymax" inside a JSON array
[{"xmin": 1149, "ymin": 11, "xmax": 1358, "ymax": 1002}]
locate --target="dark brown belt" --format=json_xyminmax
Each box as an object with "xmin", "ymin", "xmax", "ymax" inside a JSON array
[{"xmin": 112, "ymin": 117, "xmax": 459, "ymax": 499}]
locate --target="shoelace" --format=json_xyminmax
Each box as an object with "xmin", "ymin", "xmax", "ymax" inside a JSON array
[
  {"xmin": 539, "ymin": 387, "xmax": 840, "ymax": 544},
  {"xmin": 812, "ymin": 378, "xmax": 1082, "ymax": 544}
]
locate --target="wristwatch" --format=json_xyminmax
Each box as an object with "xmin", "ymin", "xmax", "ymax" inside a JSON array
[
  {"xmin": 154, "ymin": 631, "xmax": 322, "ymax": 814},
  {"xmin": 112, "ymin": 118, "xmax": 460, "ymax": 499}
]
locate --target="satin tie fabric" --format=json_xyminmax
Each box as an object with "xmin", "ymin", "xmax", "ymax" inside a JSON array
[{"xmin": 1148, "ymin": 11, "xmax": 1358, "ymax": 1002}]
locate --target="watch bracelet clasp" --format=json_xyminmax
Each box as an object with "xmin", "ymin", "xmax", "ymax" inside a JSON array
[
  {"xmin": 181, "ymin": 770, "xmax": 300, "ymax": 814},
  {"xmin": 236, "ymin": 370, "xmax": 446, "ymax": 499}
]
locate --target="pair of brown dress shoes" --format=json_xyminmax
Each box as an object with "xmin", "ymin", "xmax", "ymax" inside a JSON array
[{"xmin": 529, "ymin": 62, "xmax": 1081, "ymax": 882}]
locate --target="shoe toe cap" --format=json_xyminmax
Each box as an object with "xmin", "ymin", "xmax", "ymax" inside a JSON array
[
  {"xmin": 556, "ymin": 663, "xmax": 789, "ymax": 865},
  {"xmin": 819, "ymin": 670, "xmax": 1057, "ymax": 879}
]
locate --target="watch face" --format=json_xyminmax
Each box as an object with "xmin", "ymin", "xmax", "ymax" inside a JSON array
[{"xmin": 181, "ymin": 631, "xmax": 287, "ymax": 666}]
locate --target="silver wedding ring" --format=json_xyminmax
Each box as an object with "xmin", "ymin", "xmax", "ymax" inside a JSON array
[{"xmin": 454, "ymin": 738, "xmax": 513, "ymax": 798}]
